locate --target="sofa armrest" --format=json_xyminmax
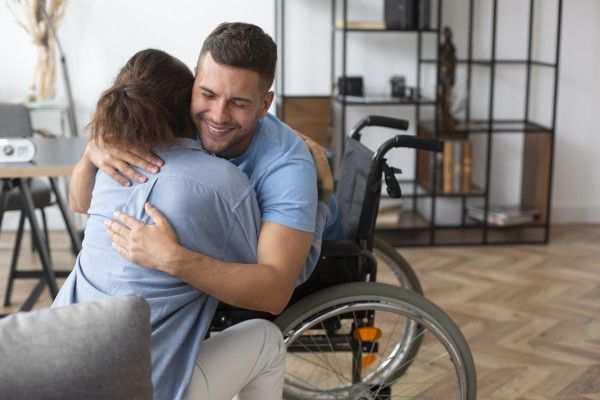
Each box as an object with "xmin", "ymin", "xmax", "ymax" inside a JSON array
[{"xmin": 0, "ymin": 296, "xmax": 153, "ymax": 400}]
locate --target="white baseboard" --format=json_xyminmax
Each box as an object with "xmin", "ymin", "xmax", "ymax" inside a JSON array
[
  {"xmin": 1, "ymin": 205, "xmax": 86, "ymax": 231},
  {"xmin": 551, "ymin": 206, "xmax": 600, "ymax": 224}
]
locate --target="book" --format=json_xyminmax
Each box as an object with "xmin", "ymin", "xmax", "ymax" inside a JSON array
[
  {"xmin": 442, "ymin": 141, "xmax": 453, "ymax": 193},
  {"xmin": 462, "ymin": 142, "xmax": 473, "ymax": 192},
  {"xmin": 466, "ymin": 205, "xmax": 540, "ymax": 226},
  {"xmin": 452, "ymin": 141, "xmax": 463, "ymax": 192},
  {"xmin": 335, "ymin": 20, "xmax": 386, "ymax": 30},
  {"xmin": 440, "ymin": 140, "xmax": 473, "ymax": 193},
  {"xmin": 376, "ymin": 205, "xmax": 402, "ymax": 228}
]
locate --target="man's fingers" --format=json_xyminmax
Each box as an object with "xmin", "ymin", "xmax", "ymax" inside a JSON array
[
  {"xmin": 105, "ymin": 219, "xmax": 130, "ymax": 237},
  {"xmin": 112, "ymin": 242, "xmax": 129, "ymax": 259},
  {"xmin": 109, "ymin": 230, "xmax": 129, "ymax": 249},
  {"xmin": 110, "ymin": 159, "xmax": 148, "ymax": 184},
  {"xmin": 118, "ymin": 148, "xmax": 162, "ymax": 174},
  {"xmin": 129, "ymin": 148, "xmax": 164, "ymax": 169},
  {"xmin": 114, "ymin": 211, "xmax": 144, "ymax": 229},
  {"xmin": 144, "ymin": 203, "xmax": 169, "ymax": 227},
  {"xmin": 104, "ymin": 167, "xmax": 132, "ymax": 187}
]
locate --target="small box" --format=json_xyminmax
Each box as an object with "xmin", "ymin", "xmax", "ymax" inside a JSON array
[{"xmin": 337, "ymin": 76, "xmax": 364, "ymax": 96}]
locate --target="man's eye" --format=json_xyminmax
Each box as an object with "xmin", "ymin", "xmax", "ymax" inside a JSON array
[
  {"xmin": 233, "ymin": 101, "xmax": 247, "ymax": 108},
  {"xmin": 202, "ymin": 92, "xmax": 215, "ymax": 99}
]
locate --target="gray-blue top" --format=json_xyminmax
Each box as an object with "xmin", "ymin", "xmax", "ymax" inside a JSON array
[{"xmin": 53, "ymin": 138, "xmax": 260, "ymax": 400}]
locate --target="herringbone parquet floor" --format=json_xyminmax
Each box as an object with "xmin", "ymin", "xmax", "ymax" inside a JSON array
[{"xmin": 1, "ymin": 224, "xmax": 599, "ymax": 399}]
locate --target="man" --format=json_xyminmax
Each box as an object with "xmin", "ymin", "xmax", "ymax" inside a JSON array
[{"xmin": 69, "ymin": 22, "xmax": 339, "ymax": 399}]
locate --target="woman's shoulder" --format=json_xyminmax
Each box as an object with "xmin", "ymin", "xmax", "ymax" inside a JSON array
[{"xmin": 157, "ymin": 148, "xmax": 253, "ymax": 200}]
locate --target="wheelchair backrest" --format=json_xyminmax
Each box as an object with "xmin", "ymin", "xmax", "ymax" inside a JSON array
[{"xmin": 336, "ymin": 137, "xmax": 377, "ymax": 241}]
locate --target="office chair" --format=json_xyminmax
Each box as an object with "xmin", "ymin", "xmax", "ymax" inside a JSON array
[{"xmin": 0, "ymin": 102, "xmax": 55, "ymax": 307}]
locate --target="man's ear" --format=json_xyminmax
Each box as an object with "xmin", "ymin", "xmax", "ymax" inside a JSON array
[{"xmin": 259, "ymin": 91, "xmax": 274, "ymax": 117}]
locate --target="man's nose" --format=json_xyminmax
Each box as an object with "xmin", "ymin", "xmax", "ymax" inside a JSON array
[{"xmin": 212, "ymin": 99, "xmax": 230, "ymax": 124}]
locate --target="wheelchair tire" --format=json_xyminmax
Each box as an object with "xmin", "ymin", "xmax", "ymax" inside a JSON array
[
  {"xmin": 373, "ymin": 238, "xmax": 423, "ymax": 295},
  {"xmin": 275, "ymin": 282, "xmax": 476, "ymax": 400}
]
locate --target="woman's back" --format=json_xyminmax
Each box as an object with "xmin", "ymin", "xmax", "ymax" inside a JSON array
[
  {"xmin": 80, "ymin": 139, "xmax": 259, "ymax": 296},
  {"xmin": 55, "ymin": 138, "xmax": 261, "ymax": 399}
]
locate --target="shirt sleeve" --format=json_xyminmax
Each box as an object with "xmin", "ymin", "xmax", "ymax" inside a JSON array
[{"xmin": 257, "ymin": 156, "xmax": 318, "ymax": 233}]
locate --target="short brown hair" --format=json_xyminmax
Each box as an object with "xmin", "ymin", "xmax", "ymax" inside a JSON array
[
  {"xmin": 89, "ymin": 49, "xmax": 195, "ymax": 149},
  {"xmin": 198, "ymin": 22, "xmax": 277, "ymax": 90}
]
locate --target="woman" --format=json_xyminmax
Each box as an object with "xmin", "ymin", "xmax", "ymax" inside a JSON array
[{"xmin": 53, "ymin": 49, "xmax": 285, "ymax": 400}]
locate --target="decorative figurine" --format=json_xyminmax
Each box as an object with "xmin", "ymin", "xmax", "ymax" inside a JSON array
[{"xmin": 438, "ymin": 26, "xmax": 459, "ymax": 136}]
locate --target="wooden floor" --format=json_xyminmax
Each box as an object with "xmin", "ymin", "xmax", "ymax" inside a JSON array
[{"xmin": 1, "ymin": 225, "xmax": 599, "ymax": 399}]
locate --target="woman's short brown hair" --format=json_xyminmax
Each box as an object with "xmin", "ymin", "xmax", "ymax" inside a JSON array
[{"xmin": 89, "ymin": 49, "xmax": 195, "ymax": 149}]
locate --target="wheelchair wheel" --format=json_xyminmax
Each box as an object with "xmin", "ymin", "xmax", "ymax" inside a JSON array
[
  {"xmin": 372, "ymin": 238, "xmax": 423, "ymax": 294},
  {"xmin": 275, "ymin": 282, "xmax": 476, "ymax": 400}
]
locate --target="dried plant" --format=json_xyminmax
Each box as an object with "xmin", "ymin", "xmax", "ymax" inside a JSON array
[{"xmin": 7, "ymin": 0, "xmax": 67, "ymax": 101}]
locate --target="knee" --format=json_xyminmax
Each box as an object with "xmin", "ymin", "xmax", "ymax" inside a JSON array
[{"xmin": 246, "ymin": 319, "xmax": 286, "ymax": 362}]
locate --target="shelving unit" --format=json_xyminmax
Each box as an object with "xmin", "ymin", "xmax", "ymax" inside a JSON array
[{"xmin": 275, "ymin": 0, "xmax": 562, "ymax": 246}]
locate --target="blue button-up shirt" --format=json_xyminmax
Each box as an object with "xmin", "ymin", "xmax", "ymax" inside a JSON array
[{"xmin": 53, "ymin": 138, "xmax": 260, "ymax": 400}]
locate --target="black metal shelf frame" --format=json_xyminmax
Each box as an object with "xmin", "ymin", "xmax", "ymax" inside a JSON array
[{"xmin": 274, "ymin": 0, "xmax": 563, "ymax": 246}]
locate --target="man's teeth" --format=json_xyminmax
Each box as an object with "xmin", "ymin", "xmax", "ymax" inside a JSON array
[{"xmin": 209, "ymin": 125, "xmax": 231, "ymax": 134}]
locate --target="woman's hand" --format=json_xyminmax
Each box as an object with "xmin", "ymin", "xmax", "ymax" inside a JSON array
[
  {"xmin": 105, "ymin": 203, "xmax": 179, "ymax": 274},
  {"xmin": 86, "ymin": 139, "xmax": 164, "ymax": 186}
]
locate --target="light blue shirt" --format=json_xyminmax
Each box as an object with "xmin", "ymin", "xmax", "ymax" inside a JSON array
[
  {"xmin": 231, "ymin": 114, "xmax": 340, "ymax": 282},
  {"xmin": 53, "ymin": 138, "xmax": 260, "ymax": 400}
]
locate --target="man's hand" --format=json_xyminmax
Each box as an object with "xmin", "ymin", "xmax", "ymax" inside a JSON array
[
  {"xmin": 86, "ymin": 139, "xmax": 164, "ymax": 187},
  {"xmin": 106, "ymin": 203, "xmax": 178, "ymax": 273}
]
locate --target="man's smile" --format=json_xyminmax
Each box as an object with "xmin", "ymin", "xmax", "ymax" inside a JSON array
[{"xmin": 204, "ymin": 121, "xmax": 236, "ymax": 138}]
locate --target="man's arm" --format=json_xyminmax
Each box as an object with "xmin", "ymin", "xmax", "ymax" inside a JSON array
[
  {"xmin": 108, "ymin": 204, "xmax": 312, "ymax": 315},
  {"xmin": 68, "ymin": 148, "xmax": 98, "ymax": 213},
  {"xmin": 69, "ymin": 140, "xmax": 164, "ymax": 213},
  {"xmin": 174, "ymin": 222, "xmax": 311, "ymax": 314}
]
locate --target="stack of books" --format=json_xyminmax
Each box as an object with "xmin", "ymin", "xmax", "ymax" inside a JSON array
[{"xmin": 466, "ymin": 205, "xmax": 540, "ymax": 226}]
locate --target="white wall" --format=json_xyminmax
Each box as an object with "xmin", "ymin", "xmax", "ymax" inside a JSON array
[
  {"xmin": 1, "ymin": 0, "xmax": 599, "ymax": 229},
  {"xmin": 0, "ymin": 0, "xmax": 274, "ymax": 229},
  {"xmin": 283, "ymin": 0, "xmax": 600, "ymax": 224}
]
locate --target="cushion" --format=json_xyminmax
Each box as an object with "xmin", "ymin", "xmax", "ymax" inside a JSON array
[
  {"xmin": 336, "ymin": 138, "xmax": 374, "ymax": 240},
  {"xmin": 2, "ymin": 178, "xmax": 53, "ymax": 211},
  {"xmin": 0, "ymin": 296, "xmax": 153, "ymax": 400}
]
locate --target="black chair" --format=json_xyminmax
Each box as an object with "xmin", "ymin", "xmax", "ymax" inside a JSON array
[{"xmin": 0, "ymin": 103, "xmax": 55, "ymax": 306}]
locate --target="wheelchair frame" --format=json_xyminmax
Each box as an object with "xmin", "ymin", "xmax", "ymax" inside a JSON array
[{"xmin": 209, "ymin": 116, "xmax": 476, "ymax": 400}]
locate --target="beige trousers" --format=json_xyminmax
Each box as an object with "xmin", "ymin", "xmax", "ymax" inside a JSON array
[{"xmin": 183, "ymin": 319, "xmax": 286, "ymax": 400}]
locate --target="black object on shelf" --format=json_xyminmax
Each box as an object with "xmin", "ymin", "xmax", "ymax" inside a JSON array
[
  {"xmin": 390, "ymin": 75, "xmax": 407, "ymax": 98},
  {"xmin": 384, "ymin": 0, "xmax": 431, "ymax": 30},
  {"xmin": 337, "ymin": 76, "xmax": 364, "ymax": 96}
]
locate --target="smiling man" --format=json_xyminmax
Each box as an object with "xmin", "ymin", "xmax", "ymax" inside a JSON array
[{"xmin": 68, "ymin": 22, "xmax": 340, "ymax": 399}]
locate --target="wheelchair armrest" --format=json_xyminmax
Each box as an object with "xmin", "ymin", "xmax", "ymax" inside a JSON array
[{"xmin": 320, "ymin": 240, "xmax": 363, "ymax": 258}]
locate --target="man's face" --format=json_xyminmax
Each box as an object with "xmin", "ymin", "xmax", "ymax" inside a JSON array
[{"xmin": 191, "ymin": 53, "xmax": 274, "ymax": 158}]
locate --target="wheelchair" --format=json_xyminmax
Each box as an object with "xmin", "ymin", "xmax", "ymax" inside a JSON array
[{"xmin": 210, "ymin": 116, "xmax": 477, "ymax": 400}]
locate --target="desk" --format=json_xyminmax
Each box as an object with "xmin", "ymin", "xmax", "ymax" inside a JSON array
[{"xmin": 0, "ymin": 137, "xmax": 87, "ymax": 312}]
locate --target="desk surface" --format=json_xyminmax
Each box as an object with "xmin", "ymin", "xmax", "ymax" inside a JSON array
[{"xmin": 0, "ymin": 137, "xmax": 87, "ymax": 178}]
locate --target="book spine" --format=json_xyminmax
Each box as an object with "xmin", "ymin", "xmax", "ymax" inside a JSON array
[
  {"xmin": 443, "ymin": 141, "xmax": 453, "ymax": 193},
  {"xmin": 462, "ymin": 142, "xmax": 472, "ymax": 193},
  {"xmin": 452, "ymin": 141, "xmax": 463, "ymax": 193}
]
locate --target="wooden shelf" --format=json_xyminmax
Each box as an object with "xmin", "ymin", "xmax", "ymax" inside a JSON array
[
  {"xmin": 420, "ymin": 59, "xmax": 557, "ymax": 68},
  {"xmin": 419, "ymin": 120, "xmax": 553, "ymax": 135},
  {"xmin": 336, "ymin": 95, "xmax": 436, "ymax": 106}
]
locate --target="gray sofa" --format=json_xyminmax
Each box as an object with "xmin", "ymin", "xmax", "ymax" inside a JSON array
[{"xmin": 0, "ymin": 296, "xmax": 153, "ymax": 399}]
